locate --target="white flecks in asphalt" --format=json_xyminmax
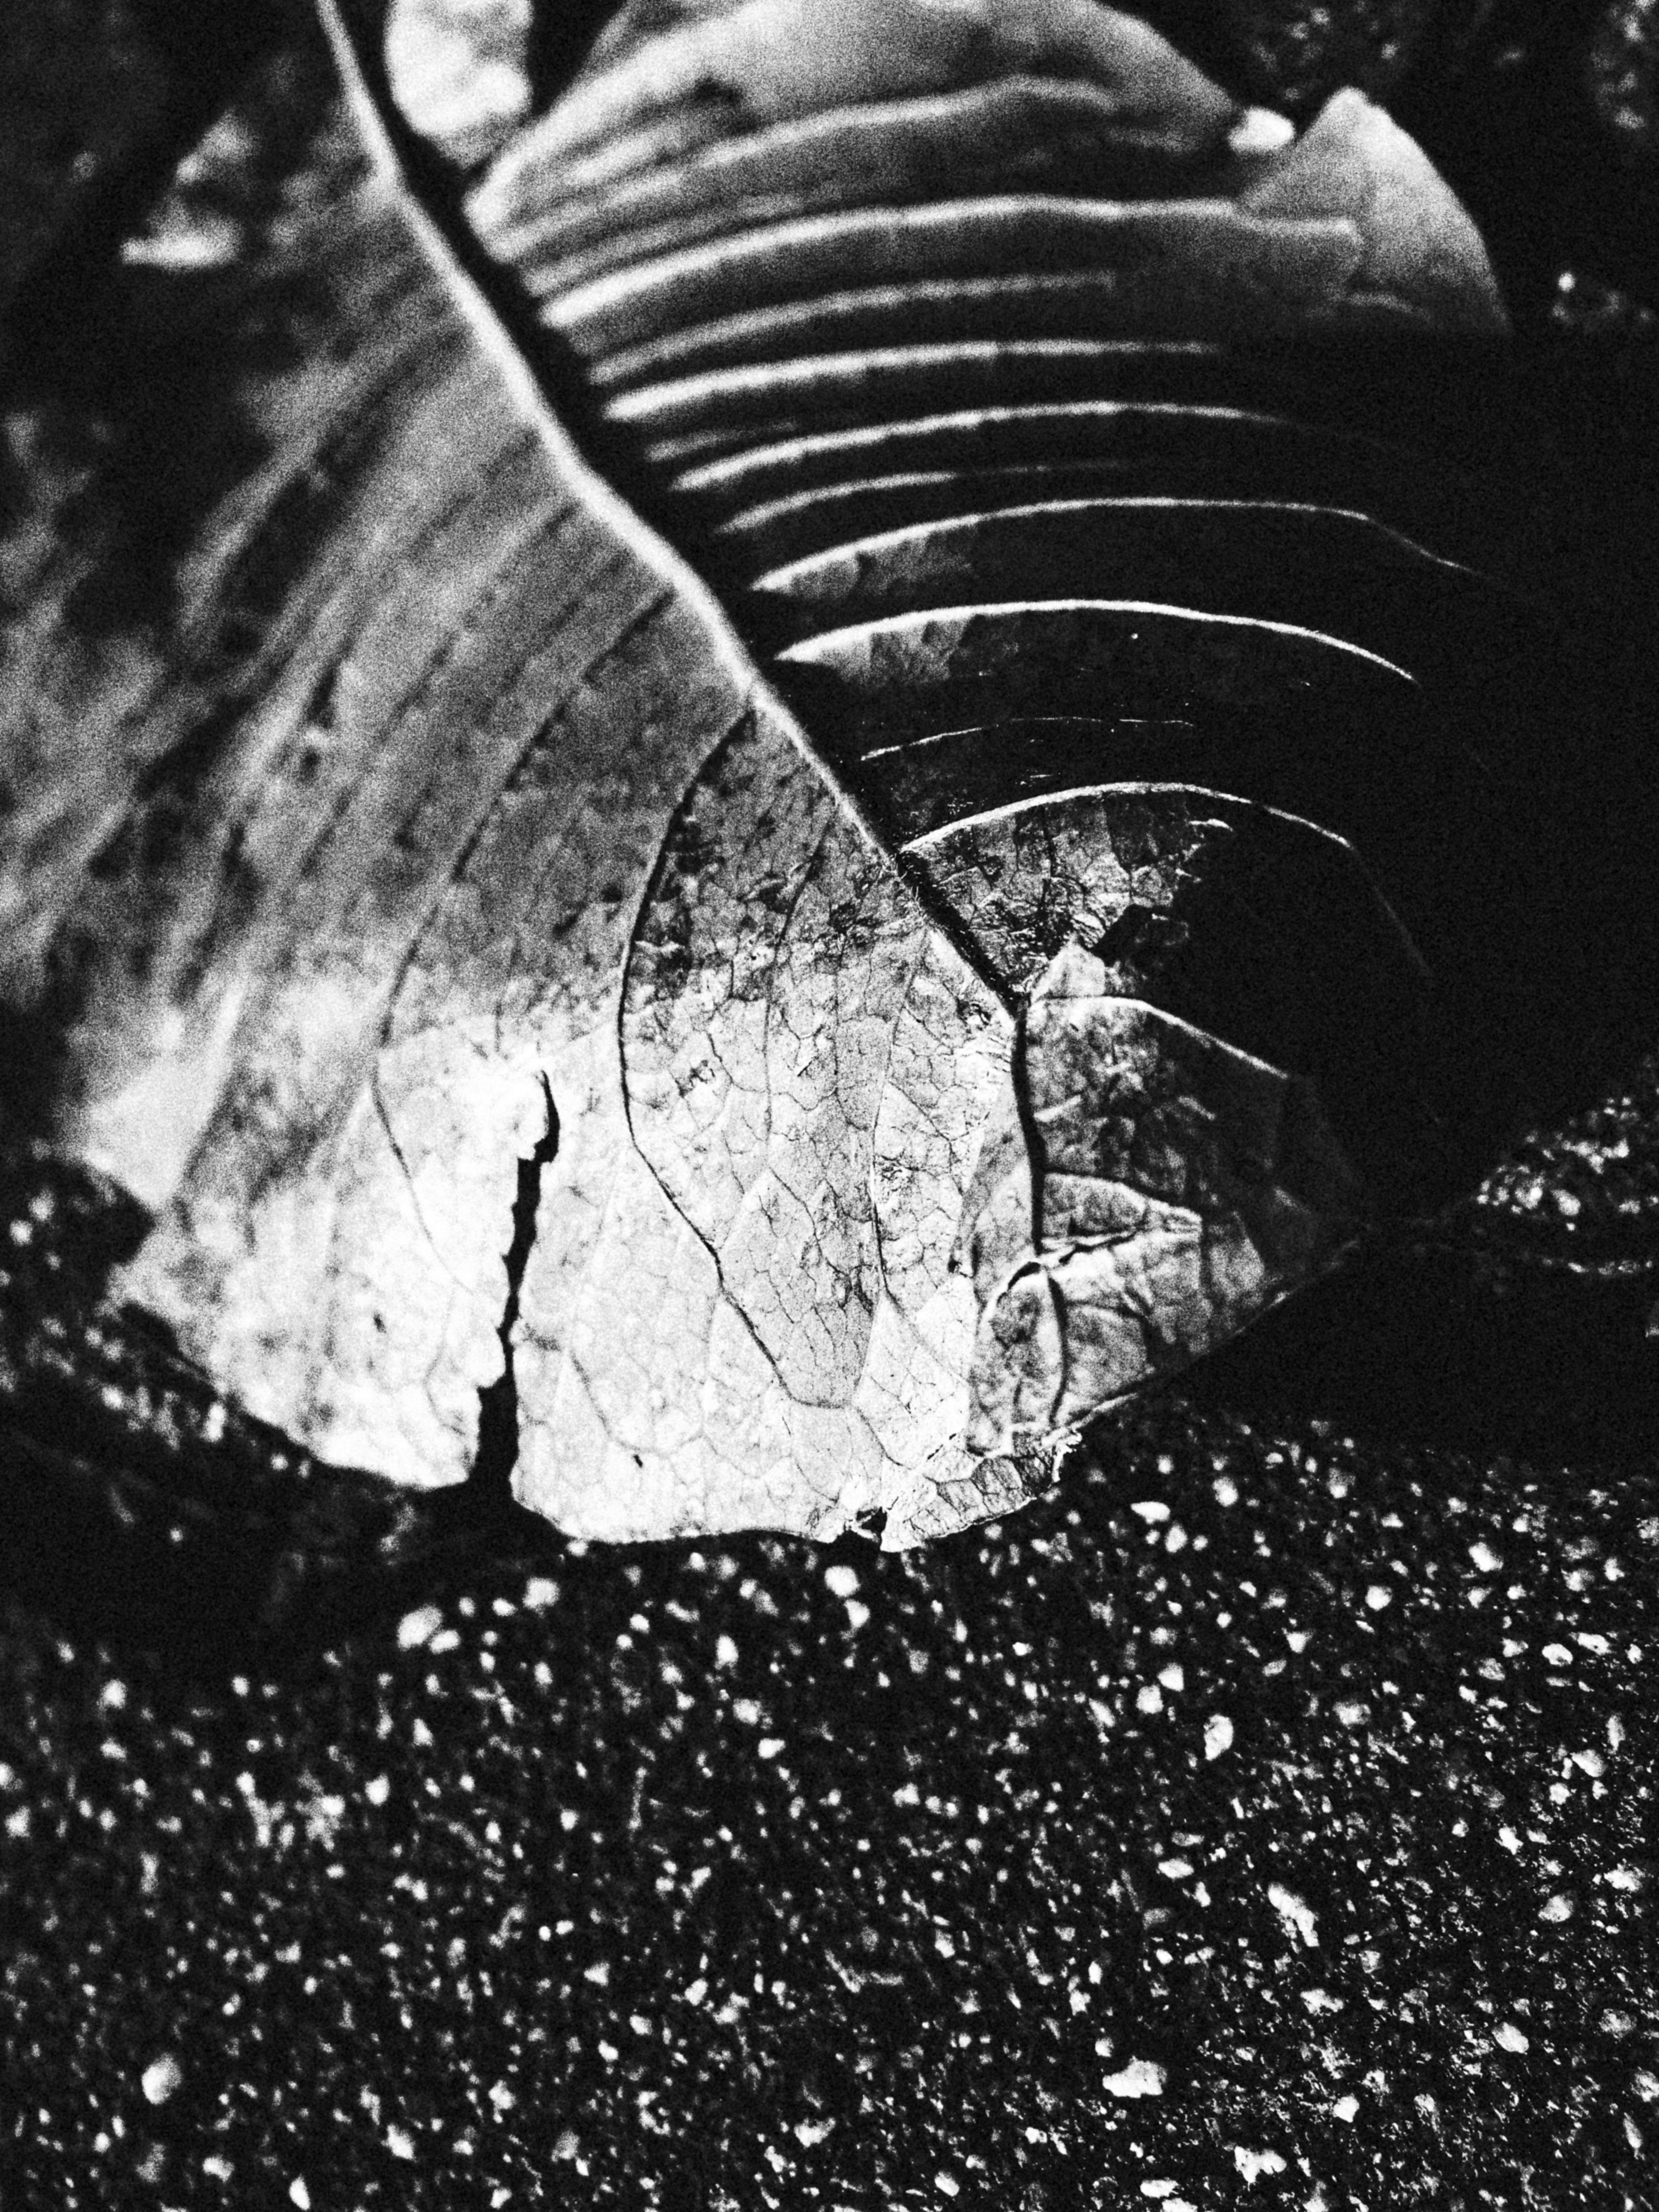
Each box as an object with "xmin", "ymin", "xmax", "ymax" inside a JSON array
[
  {"xmin": 1137, "ymin": 1686, "xmax": 1164, "ymax": 1715},
  {"xmin": 715, "ymin": 1636, "xmax": 739, "ymax": 1669},
  {"xmin": 289, "ymin": 2181, "xmax": 311, "ymax": 2210},
  {"xmin": 386, "ymin": 2126, "xmax": 415, "ymax": 2160},
  {"xmin": 523, "ymin": 1576, "xmax": 559, "ymax": 1609},
  {"xmin": 1204, "ymin": 1715, "xmax": 1234, "ymax": 1760},
  {"xmin": 1268, "ymin": 1885, "xmax": 1319, "ymax": 1948},
  {"xmin": 1234, "ymin": 2147, "xmax": 1288, "ymax": 2182},
  {"xmin": 397, "ymin": 1605, "xmax": 444, "ymax": 1651},
  {"xmin": 1131, "ymin": 1501, "xmax": 1170, "ymax": 1523},
  {"xmin": 1332, "ymin": 2096, "xmax": 1359, "ymax": 2123},
  {"xmin": 235, "ymin": 1772, "xmax": 280, "ymax": 1850},
  {"xmin": 140, "ymin": 2054, "xmax": 181, "ymax": 2105},
  {"xmin": 365, "ymin": 1775, "xmax": 391, "ymax": 1807},
  {"xmin": 1494, "ymin": 2023, "xmax": 1530, "ymax": 2053},
  {"xmin": 825, "ymin": 1565, "xmax": 860, "ymax": 1598},
  {"xmin": 298, "ymin": 1783, "xmax": 346, "ymax": 1847},
  {"xmin": 1538, "ymin": 1894, "xmax": 1574, "ymax": 1923},
  {"xmin": 1103, "ymin": 2059, "xmax": 1166, "ymax": 2098}
]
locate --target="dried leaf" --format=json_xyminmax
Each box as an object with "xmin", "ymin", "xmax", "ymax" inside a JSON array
[{"xmin": 0, "ymin": 0, "xmax": 1567, "ymax": 1548}]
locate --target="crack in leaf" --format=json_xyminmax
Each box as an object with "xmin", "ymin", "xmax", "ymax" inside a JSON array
[{"xmin": 473, "ymin": 1071, "xmax": 558, "ymax": 1498}]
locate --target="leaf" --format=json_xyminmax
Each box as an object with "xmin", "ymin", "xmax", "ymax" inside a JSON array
[{"xmin": 0, "ymin": 0, "xmax": 1587, "ymax": 1550}]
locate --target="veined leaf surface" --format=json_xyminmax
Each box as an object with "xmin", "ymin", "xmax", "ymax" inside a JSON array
[{"xmin": 0, "ymin": 0, "xmax": 1589, "ymax": 1546}]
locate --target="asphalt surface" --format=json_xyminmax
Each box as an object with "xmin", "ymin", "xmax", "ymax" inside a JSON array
[{"xmin": 3, "ymin": 1285, "xmax": 1659, "ymax": 2211}]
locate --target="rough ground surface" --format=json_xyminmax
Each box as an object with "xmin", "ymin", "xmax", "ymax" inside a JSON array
[
  {"xmin": 2, "ymin": 3, "xmax": 1659, "ymax": 2206},
  {"xmin": 4, "ymin": 1323, "xmax": 1659, "ymax": 2210}
]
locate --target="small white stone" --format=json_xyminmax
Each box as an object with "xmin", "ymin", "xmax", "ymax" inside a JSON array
[
  {"xmin": 140, "ymin": 2055, "xmax": 181, "ymax": 2106},
  {"xmin": 397, "ymin": 1605, "xmax": 443, "ymax": 1650},
  {"xmin": 1268, "ymin": 1884, "xmax": 1319, "ymax": 1948},
  {"xmin": 1103, "ymin": 2059, "xmax": 1166, "ymax": 2099},
  {"xmin": 1204, "ymin": 1715, "xmax": 1234, "ymax": 1760},
  {"xmin": 1234, "ymin": 2148, "xmax": 1288, "ymax": 2183}
]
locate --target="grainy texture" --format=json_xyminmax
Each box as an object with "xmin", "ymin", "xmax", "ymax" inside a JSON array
[
  {"xmin": 3, "ymin": 1381, "xmax": 1657, "ymax": 2209},
  {"xmin": 2, "ymin": 2, "xmax": 1659, "ymax": 2206}
]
